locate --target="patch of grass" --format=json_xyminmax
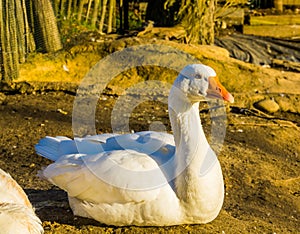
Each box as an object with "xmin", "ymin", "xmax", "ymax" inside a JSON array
[{"xmin": 18, "ymin": 51, "xmax": 101, "ymax": 83}]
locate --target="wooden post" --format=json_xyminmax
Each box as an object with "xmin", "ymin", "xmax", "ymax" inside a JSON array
[{"xmin": 274, "ymin": 0, "xmax": 283, "ymax": 12}]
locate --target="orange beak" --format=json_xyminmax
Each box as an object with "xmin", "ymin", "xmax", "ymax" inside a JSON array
[{"xmin": 206, "ymin": 76, "xmax": 234, "ymax": 103}]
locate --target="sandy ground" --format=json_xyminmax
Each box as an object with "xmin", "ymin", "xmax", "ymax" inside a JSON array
[{"xmin": 0, "ymin": 39, "xmax": 299, "ymax": 233}]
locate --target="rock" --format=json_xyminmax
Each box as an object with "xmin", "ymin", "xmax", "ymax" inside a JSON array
[
  {"xmin": 106, "ymin": 39, "xmax": 127, "ymax": 53},
  {"xmin": 254, "ymin": 99, "xmax": 280, "ymax": 113},
  {"xmin": 276, "ymin": 99, "xmax": 296, "ymax": 113},
  {"xmin": 272, "ymin": 59, "xmax": 300, "ymax": 73},
  {"xmin": 0, "ymin": 92, "xmax": 6, "ymax": 105},
  {"xmin": 15, "ymin": 82, "xmax": 33, "ymax": 94}
]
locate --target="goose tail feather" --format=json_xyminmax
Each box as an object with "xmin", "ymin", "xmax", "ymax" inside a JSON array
[{"xmin": 35, "ymin": 136, "xmax": 78, "ymax": 161}]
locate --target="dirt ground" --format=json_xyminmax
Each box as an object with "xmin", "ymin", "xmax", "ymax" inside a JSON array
[
  {"xmin": 0, "ymin": 39, "xmax": 299, "ymax": 233},
  {"xmin": 0, "ymin": 90, "xmax": 299, "ymax": 233}
]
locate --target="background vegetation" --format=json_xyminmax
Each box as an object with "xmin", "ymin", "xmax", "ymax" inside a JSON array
[{"xmin": 0, "ymin": 0, "xmax": 260, "ymax": 83}]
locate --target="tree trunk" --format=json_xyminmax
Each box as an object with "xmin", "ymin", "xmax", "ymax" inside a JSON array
[
  {"xmin": 32, "ymin": 0, "xmax": 62, "ymax": 52},
  {"xmin": 67, "ymin": 0, "xmax": 73, "ymax": 19},
  {"xmin": 21, "ymin": 0, "xmax": 36, "ymax": 54},
  {"xmin": 178, "ymin": 0, "xmax": 216, "ymax": 45},
  {"xmin": 85, "ymin": 0, "xmax": 93, "ymax": 23},
  {"xmin": 113, "ymin": 0, "xmax": 116, "ymax": 30},
  {"xmin": 0, "ymin": 0, "xmax": 20, "ymax": 82},
  {"xmin": 91, "ymin": 0, "xmax": 100, "ymax": 28},
  {"xmin": 119, "ymin": 0, "xmax": 123, "ymax": 31},
  {"xmin": 15, "ymin": 0, "xmax": 26, "ymax": 63},
  {"xmin": 107, "ymin": 0, "xmax": 116, "ymax": 33},
  {"xmin": 60, "ymin": 0, "xmax": 67, "ymax": 17},
  {"xmin": 53, "ymin": 0, "xmax": 60, "ymax": 16},
  {"xmin": 72, "ymin": 0, "xmax": 78, "ymax": 16},
  {"xmin": 198, "ymin": 0, "xmax": 215, "ymax": 45},
  {"xmin": 0, "ymin": 0, "xmax": 60, "ymax": 82},
  {"xmin": 27, "ymin": 0, "xmax": 37, "ymax": 51},
  {"xmin": 99, "ymin": 0, "xmax": 108, "ymax": 33},
  {"xmin": 77, "ymin": 0, "xmax": 85, "ymax": 22}
]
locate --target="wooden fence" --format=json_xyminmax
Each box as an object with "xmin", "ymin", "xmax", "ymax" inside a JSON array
[{"xmin": 251, "ymin": 0, "xmax": 300, "ymax": 8}]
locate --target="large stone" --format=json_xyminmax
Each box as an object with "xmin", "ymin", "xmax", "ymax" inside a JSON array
[{"xmin": 254, "ymin": 99, "xmax": 280, "ymax": 113}]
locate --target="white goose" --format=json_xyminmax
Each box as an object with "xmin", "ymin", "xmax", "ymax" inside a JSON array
[
  {"xmin": 0, "ymin": 168, "xmax": 44, "ymax": 233},
  {"xmin": 35, "ymin": 64, "xmax": 234, "ymax": 226}
]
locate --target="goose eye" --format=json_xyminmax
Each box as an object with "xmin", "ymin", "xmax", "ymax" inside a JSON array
[
  {"xmin": 195, "ymin": 74, "xmax": 202, "ymax": 79},
  {"xmin": 204, "ymin": 77, "xmax": 208, "ymax": 81}
]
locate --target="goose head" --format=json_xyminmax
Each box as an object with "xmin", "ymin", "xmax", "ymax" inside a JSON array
[{"xmin": 173, "ymin": 64, "xmax": 234, "ymax": 103}]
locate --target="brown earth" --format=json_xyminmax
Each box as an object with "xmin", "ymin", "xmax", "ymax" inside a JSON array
[{"xmin": 0, "ymin": 39, "xmax": 299, "ymax": 233}]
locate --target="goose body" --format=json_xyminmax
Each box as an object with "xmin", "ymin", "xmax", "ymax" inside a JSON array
[
  {"xmin": 35, "ymin": 64, "xmax": 234, "ymax": 226},
  {"xmin": 0, "ymin": 168, "xmax": 43, "ymax": 233}
]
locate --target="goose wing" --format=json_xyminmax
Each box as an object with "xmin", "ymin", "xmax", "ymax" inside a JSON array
[{"xmin": 42, "ymin": 149, "xmax": 170, "ymax": 204}]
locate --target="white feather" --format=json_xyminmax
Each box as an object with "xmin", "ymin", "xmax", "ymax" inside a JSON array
[{"xmin": 0, "ymin": 169, "xmax": 43, "ymax": 233}]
